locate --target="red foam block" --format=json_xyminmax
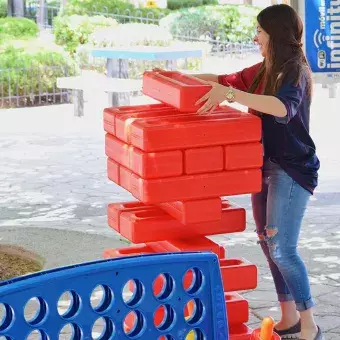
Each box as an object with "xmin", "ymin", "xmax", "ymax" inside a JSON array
[
  {"xmin": 158, "ymin": 237, "xmax": 221, "ymax": 258},
  {"xmin": 225, "ymin": 143, "xmax": 263, "ymax": 170},
  {"xmin": 106, "ymin": 134, "xmax": 183, "ymax": 179},
  {"xmin": 108, "ymin": 160, "xmax": 261, "ymax": 203},
  {"xmin": 220, "ymin": 258, "xmax": 258, "ymax": 292},
  {"xmin": 103, "ymin": 103, "xmax": 172, "ymax": 136},
  {"xmin": 129, "ymin": 107, "xmax": 261, "ymax": 152},
  {"xmin": 159, "ymin": 198, "xmax": 222, "ymax": 225},
  {"xmin": 142, "ymin": 70, "xmax": 212, "ymax": 112},
  {"xmin": 225, "ymin": 293, "xmax": 249, "ymax": 325},
  {"xmin": 107, "ymin": 201, "xmax": 155, "ymax": 233},
  {"xmin": 185, "ymin": 146, "xmax": 224, "ymax": 174},
  {"xmin": 131, "ymin": 167, "xmax": 261, "ymax": 204},
  {"xmin": 229, "ymin": 324, "xmax": 254, "ymax": 340},
  {"xmin": 118, "ymin": 200, "xmax": 245, "ymax": 243},
  {"xmin": 103, "ymin": 242, "xmax": 168, "ymax": 259},
  {"xmin": 107, "ymin": 158, "xmax": 120, "ymax": 184}
]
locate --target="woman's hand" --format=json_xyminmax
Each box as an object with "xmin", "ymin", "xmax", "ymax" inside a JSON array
[{"xmin": 196, "ymin": 82, "xmax": 228, "ymax": 114}]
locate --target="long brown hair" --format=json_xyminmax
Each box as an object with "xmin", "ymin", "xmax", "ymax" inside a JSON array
[{"xmin": 249, "ymin": 4, "xmax": 312, "ymax": 97}]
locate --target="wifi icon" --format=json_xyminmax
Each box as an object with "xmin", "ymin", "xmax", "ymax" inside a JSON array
[{"xmin": 313, "ymin": 29, "xmax": 327, "ymax": 48}]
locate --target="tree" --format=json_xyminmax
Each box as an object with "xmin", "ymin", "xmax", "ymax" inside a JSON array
[{"xmin": 7, "ymin": 0, "xmax": 24, "ymax": 16}]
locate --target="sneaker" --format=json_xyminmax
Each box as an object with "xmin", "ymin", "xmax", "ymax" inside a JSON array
[{"xmin": 274, "ymin": 320, "xmax": 301, "ymax": 339}]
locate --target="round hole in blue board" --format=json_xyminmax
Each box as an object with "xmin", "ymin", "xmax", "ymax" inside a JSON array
[
  {"xmin": 185, "ymin": 328, "xmax": 205, "ymax": 340},
  {"xmin": 92, "ymin": 317, "xmax": 116, "ymax": 340},
  {"xmin": 153, "ymin": 304, "xmax": 176, "ymax": 332},
  {"xmin": 91, "ymin": 285, "xmax": 114, "ymax": 313},
  {"xmin": 153, "ymin": 273, "xmax": 175, "ymax": 301},
  {"xmin": 58, "ymin": 323, "xmax": 82, "ymax": 340},
  {"xmin": 184, "ymin": 299, "xmax": 205, "ymax": 326},
  {"xmin": 122, "ymin": 279, "xmax": 145, "ymax": 308},
  {"xmin": 57, "ymin": 291, "xmax": 81, "ymax": 319},
  {"xmin": 123, "ymin": 310, "xmax": 146, "ymax": 339},
  {"xmin": 183, "ymin": 268, "xmax": 204, "ymax": 295},
  {"xmin": 24, "ymin": 297, "xmax": 48, "ymax": 326},
  {"xmin": 158, "ymin": 335, "xmax": 175, "ymax": 340},
  {"xmin": 0, "ymin": 303, "xmax": 14, "ymax": 332},
  {"xmin": 26, "ymin": 329, "xmax": 49, "ymax": 340}
]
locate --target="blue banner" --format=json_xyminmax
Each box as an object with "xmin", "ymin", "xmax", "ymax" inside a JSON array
[{"xmin": 305, "ymin": 0, "xmax": 340, "ymax": 73}]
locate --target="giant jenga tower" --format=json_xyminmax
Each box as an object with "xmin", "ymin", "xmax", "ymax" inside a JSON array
[{"xmin": 103, "ymin": 71, "xmax": 263, "ymax": 339}]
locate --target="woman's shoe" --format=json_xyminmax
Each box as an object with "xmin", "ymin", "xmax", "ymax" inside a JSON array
[
  {"xmin": 300, "ymin": 326, "xmax": 324, "ymax": 340},
  {"xmin": 274, "ymin": 319, "xmax": 301, "ymax": 339}
]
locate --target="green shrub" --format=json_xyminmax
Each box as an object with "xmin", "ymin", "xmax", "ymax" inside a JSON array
[
  {"xmin": 63, "ymin": 0, "xmax": 169, "ymax": 21},
  {"xmin": 90, "ymin": 23, "xmax": 172, "ymax": 47},
  {"xmin": 167, "ymin": 0, "xmax": 217, "ymax": 10},
  {"xmin": 0, "ymin": 0, "xmax": 6, "ymax": 17},
  {"xmin": 0, "ymin": 17, "xmax": 39, "ymax": 41},
  {"xmin": 0, "ymin": 46, "xmax": 78, "ymax": 105},
  {"xmin": 160, "ymin": 5, "xmax": 259, "ymax": 42},
  {"xmin": 203, "ymin": 0, "xmax": 218, "ymax": 4},
  {"xmin": 77, "ymin": 22, "xmax": 173, "ymax": 76},
  {"xmin": 54, "ymin": 14, "xmax": 118, "ymax": 54}
]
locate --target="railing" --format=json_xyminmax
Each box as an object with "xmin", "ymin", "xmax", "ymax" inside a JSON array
[{"xmin": 0, "ymin": 64, "xmax": 76, "ymax": 108}]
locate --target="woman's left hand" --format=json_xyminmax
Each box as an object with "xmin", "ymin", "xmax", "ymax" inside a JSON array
[{"xmin": 195, "ymin": 82, "xmax": 229, "ymax": 114}]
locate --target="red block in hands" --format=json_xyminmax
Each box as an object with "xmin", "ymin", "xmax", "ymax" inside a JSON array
[
  {"xmin": 220, "ymin": 258, "xmax": 258, "ymax": 292},
  {"xmin": 118, "ymin": 200, "xmax": 245, "ymax": 243},
  {"xmin": 129, "ymin": 108, "xmax": 261, "ymax": 152},
  {"xmin": 225, "ymin": 143, "xmax": 263, "ymax": 170},
  {"xmin": 142, "ymin": 71, "xmax": 212, "ymax": 112},
  {"xmin": 105, "ymin": 134, "xmax": 183, "ymax": 179},
  {"xmin": 225, "ymin": 293, "xmax": 249, "ymax": 325},
  {"xmin": 159, "ymin": 197, "xmax": 222, "ymax": 225}
]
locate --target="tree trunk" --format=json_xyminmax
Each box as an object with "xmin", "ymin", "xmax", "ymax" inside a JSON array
[
  {"xmin": 12, "ymin": 0, "xmax": 24, "ymax": 16},
  {"xmin": 37, "ymin": 0, "xmax": 45, "ymax": 28},
  {"xmin": 7, "ymin": 0, "xmax": 13, "ymax": 16}
]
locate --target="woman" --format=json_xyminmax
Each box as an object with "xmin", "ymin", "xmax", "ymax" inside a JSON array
[{"xmin": 194, "ymin": 4, "xmax": 322, "ymax": 340}]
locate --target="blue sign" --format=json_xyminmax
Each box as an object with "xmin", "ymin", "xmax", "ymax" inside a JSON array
[{"xmin": 305, "ymin": 0, "xmax": 340, "ymax": 73}]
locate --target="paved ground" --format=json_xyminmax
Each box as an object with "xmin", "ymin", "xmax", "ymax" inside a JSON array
[{"xmin": 1, "ymin": 57, "xmax": 340, "ymax": 337}]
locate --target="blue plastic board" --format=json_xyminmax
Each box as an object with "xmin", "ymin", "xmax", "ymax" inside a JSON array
[
  {"xmin": 0, "ymin": 252, "xmax": 228, "ymax": 340},
  {"xmin": 91, "ymin": 48, "xmax": 202, "ymax": 61},
  {"xmin": 305, "ymin": 0, "xmax": 340, "ymax": 73}
]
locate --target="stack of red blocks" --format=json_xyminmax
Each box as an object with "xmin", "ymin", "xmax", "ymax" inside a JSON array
[{"xmin": 103, "ymin": 71, "xmax": 264, "ymax": 339}]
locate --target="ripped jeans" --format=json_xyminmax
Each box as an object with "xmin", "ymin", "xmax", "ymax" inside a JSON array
[{"xmin": 251, "ymin": 159, "xmax": 315, "ymax": 312}]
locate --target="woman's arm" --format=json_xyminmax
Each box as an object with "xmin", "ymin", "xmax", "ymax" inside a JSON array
[
  {"xmin": 196, "ymin": 75, "xmax": 305, "ymax": 120},
  {"xmin": 217, "ymin": 62, "xmax": 263, "ymax": 91},
  {"xmin": 192, "ymin": 74, "xmax": 219, "ymax": 82},
  {"xmin": 233, "ymin": 90, "xmax": 287, "ymax": 117}
]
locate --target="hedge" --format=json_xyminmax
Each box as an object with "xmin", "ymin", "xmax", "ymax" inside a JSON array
[
  {"xmin": 0, "ymin": 46, "xmax": 78, "ymax": 106},
  {"xmin": 54, "ymin": 15, "xmax": 118, "ymax": 54},
  {"xmin": 0, "ymin": 0, "xmax": 6, "ymax": 17},
  {"xmin": 0, "ymin": 17, "xmax": 39, "ymax": 42},
  {"xmin": 63, "ymin": 0, "xmax": 169, "ymax": 21},
  {"xmin": 160, "ymin": 5, "xmax": 259, "ymax": 42},
  {"xmin": 167, "ymin": 0, "xmax": 218, "ymax": 10}
]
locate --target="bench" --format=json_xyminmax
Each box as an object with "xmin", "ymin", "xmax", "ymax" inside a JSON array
[{"xmin": 57, "ymin": 75, "xmax": 142, "ymax": 117}]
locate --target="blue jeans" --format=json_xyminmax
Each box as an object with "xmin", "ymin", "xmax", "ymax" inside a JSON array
[{"xmin": 251, "ymin": 159, "xmax": 315, "ymax": 312}]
